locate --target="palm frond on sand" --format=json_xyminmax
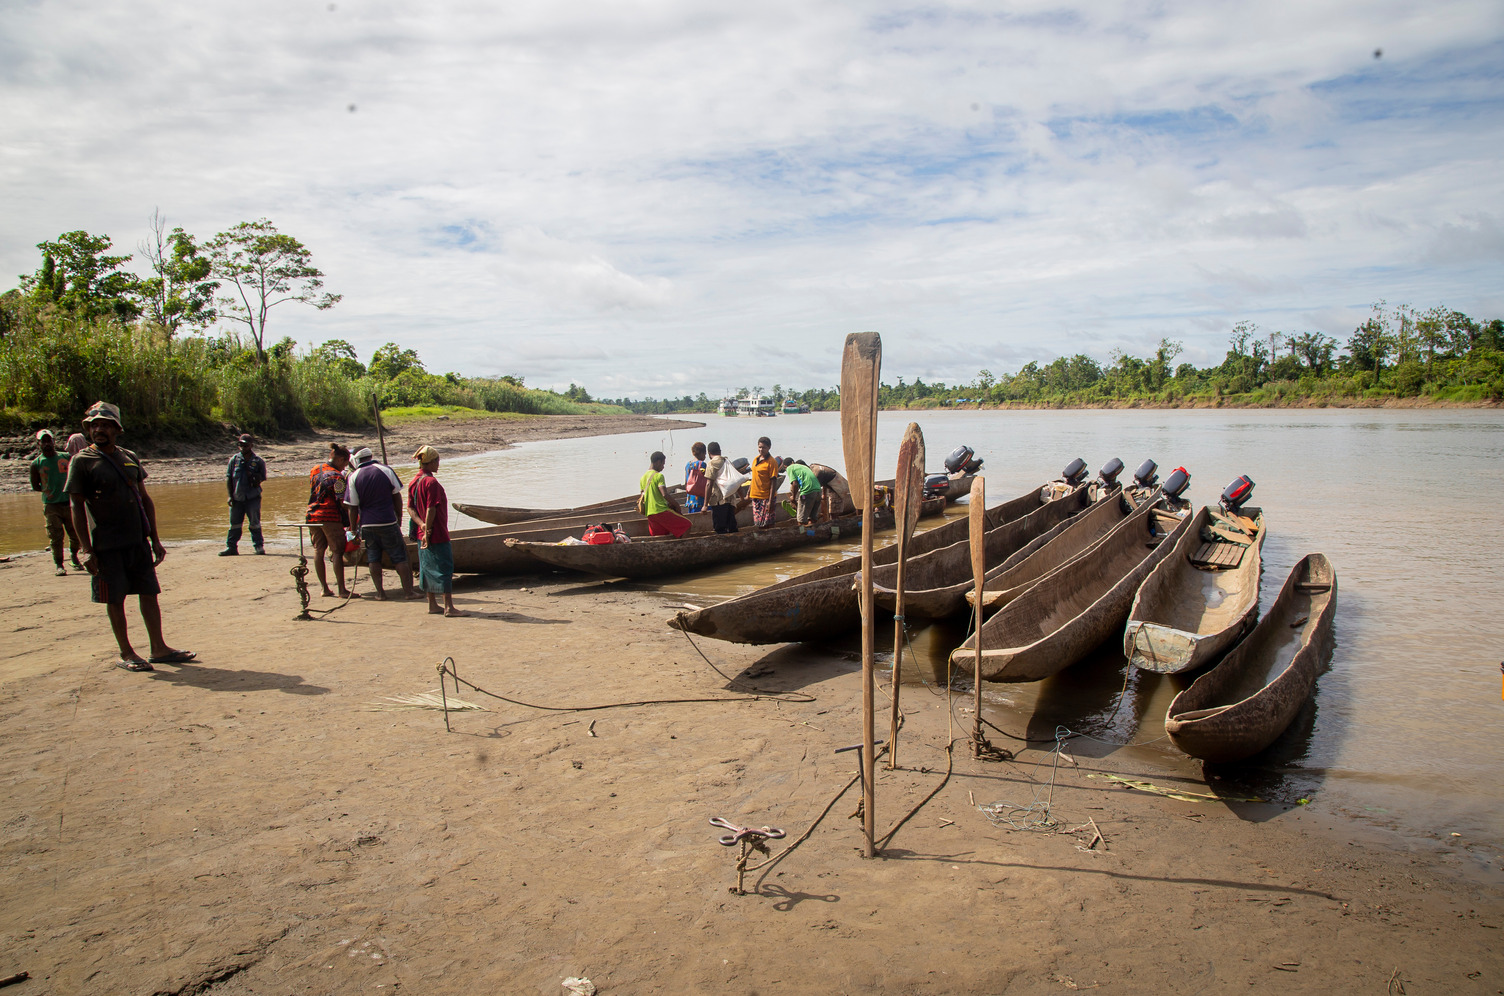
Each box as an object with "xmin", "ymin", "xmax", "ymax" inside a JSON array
[{"xmin": 369, "ymin": 691, "xmax": 487, "ymax": 712}]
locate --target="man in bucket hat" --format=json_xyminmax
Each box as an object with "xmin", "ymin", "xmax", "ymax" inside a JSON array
[
  {"xmin": 64, "ymin": 402, "xmax": 196, "ymax": 672},
  {"xmin": 220, "ymin": 433, "xmax": 267, "ymax": 555}
]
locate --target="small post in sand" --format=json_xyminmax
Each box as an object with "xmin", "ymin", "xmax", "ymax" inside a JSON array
[
  {"xmin": 969, "ymin": 475, "xmax": 986, "ymax": 757},
  {"xmin": 840, "ymin": 331, "xmax": 881, "ymax": 858},
  {"xmin": 888, "ymin": 422, "xmax": 925, "ymax": 770},
  {"xmin": 371, "ymin": 392, "xmax": 389, "ymax": 465}
]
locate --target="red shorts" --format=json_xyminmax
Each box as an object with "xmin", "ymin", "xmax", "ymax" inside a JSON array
[{"xmin": 646, "ymin": 510, "xmax": 692, "ymax": 538}]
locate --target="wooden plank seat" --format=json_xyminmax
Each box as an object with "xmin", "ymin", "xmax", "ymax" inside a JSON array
[{"xmin": 1190, "ymin": 540, "xmax": 1245, "ymax": 569}]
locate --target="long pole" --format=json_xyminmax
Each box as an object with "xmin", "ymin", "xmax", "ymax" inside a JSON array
[
  {"xmin": 371, "ymin": 393, "xmax": 389, "ymax": 465},
  {"xmin": 888, "ymin": 422, "xmax": 924, "ymax": 770},
  {"xmin": 969, "ymin": 475, "xmax": 986, "ymax": 756},
  {"xmin": 840, "ymin": 331, "xmax": 881, "ymax": 858}
]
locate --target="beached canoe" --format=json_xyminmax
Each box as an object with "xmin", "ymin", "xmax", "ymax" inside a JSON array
[
  {"xmin": 966, "ymin": 487, "xmax": 1152, "ymax": 612},
  {"xmin": 453, "ymin": 487, "xmax": 686, "ymax": 526},
  {"xmin": 1164, "ymin": 554, "xmax": 1337, "ymax": 763},
  {"xmin": 667, "ymin": 483, "xmax": 1051, "ymax": 645},
  {"xmin": 949, "ymin": 494, "xmax": 1189, "ymax": 682},
  {"xmin": 1123, "ymin": 505, "xmax": 1267, "ymax": 675},
  {"xmin": 869, "ymin": 485, "xmax": 1091, "ymax": 619},
  {"xmin": 505, "ymin": 497, "xmax": 943, "ymax": 579}
]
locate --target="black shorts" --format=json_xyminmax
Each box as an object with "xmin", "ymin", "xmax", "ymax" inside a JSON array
[{"xmin": 91, "ymin": 544, "xmax": 161, "ymax": 604}]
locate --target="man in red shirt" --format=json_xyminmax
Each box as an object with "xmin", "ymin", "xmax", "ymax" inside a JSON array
[
  {"xmin": 305, "ymin": 443, "xmax": 357, "ymax": 598},
  {"xmin": 407, "ymin": 445, "xmax": 466, "ymax": 617}
]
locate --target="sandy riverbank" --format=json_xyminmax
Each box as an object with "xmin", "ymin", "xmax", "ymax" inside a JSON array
[
  {"xmin": 1, "ymin": 545, "xmax": 1500, "ymax": 994},
  {"xmin": 0, "ymin": 413, "xmax": 705, "ymax": 495}
]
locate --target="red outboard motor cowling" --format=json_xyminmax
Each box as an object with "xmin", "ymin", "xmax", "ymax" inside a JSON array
[
  {"xmin": 1163, "ymin": 466, "xmax": 1191, "ymax": 500},
  {"xmin": 1220, "ymin": 475, "xmax": 1255, "ymax": 513}
]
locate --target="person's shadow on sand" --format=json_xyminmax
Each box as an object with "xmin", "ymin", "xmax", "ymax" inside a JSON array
[{"xmin": 147, "ymin": 663, "xmax": 330, "ymax": 695}]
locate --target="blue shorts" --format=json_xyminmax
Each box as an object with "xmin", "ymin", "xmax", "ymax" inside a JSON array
[{"xmin": 361, "ymin": 524, "xmax": 409, "ymax": 566}]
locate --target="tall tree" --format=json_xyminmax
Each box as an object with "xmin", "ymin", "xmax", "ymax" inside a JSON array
[
  {"xmin": 20, "ymin": 231, "xmax": 141, "ymax": 321},
  {"xmin": 205, "ymin": 219, "xmax": 340, "ymax": 360},
  {"xmin": 138, "ymin": 210, "xmax": 218, "ymax": 335}
]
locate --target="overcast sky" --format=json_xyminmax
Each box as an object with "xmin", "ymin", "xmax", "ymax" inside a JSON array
[{"xmin": 3, "ymin": 1, "xmax": 1501, "ymax": 397}]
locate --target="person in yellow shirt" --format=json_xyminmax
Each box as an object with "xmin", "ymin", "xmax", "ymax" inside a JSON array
[
  {"xmin": 640, "ymin": 451, "xmax": 692, "ymax": 537},
  {"xmin": 747, "ymin": 436, "xmax": 780, "ymax": 528}
]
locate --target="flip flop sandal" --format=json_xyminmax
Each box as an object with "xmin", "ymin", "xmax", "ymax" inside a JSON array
[
  {"xmin": 116, "ymin": 660, "xmax": 155, "ymax": 672},
  {"xmin": 147, "ymin": 650, "xmax": 197, "ymax": 665}
]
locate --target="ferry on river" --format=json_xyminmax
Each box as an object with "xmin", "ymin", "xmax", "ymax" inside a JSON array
[
  {"xmin": 781, "ymin": 399, "xmax": 808, "ymax": 414},
  {"xmin": 718, "ymin": 397, "xmax": 738, "ymax": 416},
  {"xmin": 737, "ymin": 395, "xmax": 777, "ymax": 417}
]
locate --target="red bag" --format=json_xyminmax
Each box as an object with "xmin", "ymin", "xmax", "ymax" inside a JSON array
[{"xmin": 582, "ymin": 523, "xmax": 615, "ymax": 545}]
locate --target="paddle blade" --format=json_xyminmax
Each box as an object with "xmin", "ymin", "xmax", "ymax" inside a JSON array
[
  {"xmin": 969, "ymin": 475, "xmax": 987, "ymax": 586},
  {"xmin": 840, "ymin": 332, "xmax": 882, "ymax": 510},
  {"xmin": 894, "ymin": 422, "xmax": 925, "ymax": 542}
]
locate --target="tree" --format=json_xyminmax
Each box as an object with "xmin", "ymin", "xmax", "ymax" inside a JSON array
[
  {"xmin": 368, "ymin": 342, "xmax": 423, "ymax": 380},
  {"xmin": 1288, "ymin": 332, "xmax": 1337, "ymax": 375},
  {"xmin": 564, "ymin": 383, "xmax": 592, "ymax": 402},
  {"xmin": 138, "ymin": 210, "xmax": 217, "ymax": 335},
  {"xmin": 205, "ymin": 219, "xmax": 340, "ymax": 361},
  {"xmin": 20, "ymin": 230, "xmax": 141, "ymax": 321},
  {"xmin": 312, "ymin": 338, "xmax": 367, "ymax": 378}
]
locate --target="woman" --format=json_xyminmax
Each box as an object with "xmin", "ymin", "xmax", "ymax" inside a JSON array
[{"xmin": 407, "ymin": 445, "xmax": 466, "ymax": 617}]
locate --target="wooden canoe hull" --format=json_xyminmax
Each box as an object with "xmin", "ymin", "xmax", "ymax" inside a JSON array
[
  {"xmin": 950, "ymin": 495, "xmax": 1189, "ymax": 682},
  {"xmin": 970, "ymin": 486, "xmax": 1133, "ymax": 611},
  {"xmin": 453, "ymin": 487, "xmax": 686, "ymax": 526},
  {"xmin": 506, "ymin": 501, "xmax": 940, "ymax": 579},
  {"xmin": 1124, "ymin": 506, "xmax": 1267, "ymax": 675},
  {"xmin": 870, "ymin": 486, "xmax": 1090, "ymax": 619},
  {"xmin": 667, "ymin": 484, "xmax": 1048, "ymax": 645},
  {"xmin": 1165, "ymin": 554, "xmax": 1337, "ymax": 763}
]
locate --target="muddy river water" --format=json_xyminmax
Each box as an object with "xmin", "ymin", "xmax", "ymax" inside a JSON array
[{"xmin": 3, "ymin": 408, "xmax": 1501, "ymax": 863}]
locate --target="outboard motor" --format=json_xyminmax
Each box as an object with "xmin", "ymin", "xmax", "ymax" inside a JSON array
[
  {"xmin": 1133, "ymin": 459, "xmax": 1159, "ymax": 489},
  {"xmin": 1098, "ymin": 457, "xmax": 1124, "ymax": 487},
  {"xmin": 1162, "ymin": 466, "xmax": 1192, "ymax": 511},
  {"xmin": 731, "ymin": 457, "xmax": 751, "ymax": 474},
  {"xmin": 1061, "ymin": 457, "xmax": 1088, "ymax": 488},
  {"xmin": 922, "ymin": 473, "xmax": 951, "ymax": 500},
  {"xmin": 944, "ymin": 445, "xmax": 983, "ymax": 475},
  {"xmin": 1220, "ymin": 474, "xmax": 1255, "ymax": 514}
]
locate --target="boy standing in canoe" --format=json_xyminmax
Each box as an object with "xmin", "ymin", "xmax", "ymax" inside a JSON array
[
  {"xmin": 747, "ymin": 436, "xmax": 780, "ymax": 528},
  {"xmin": 640, "ymin": 452, "xmax": 692, "ymax": 537}
]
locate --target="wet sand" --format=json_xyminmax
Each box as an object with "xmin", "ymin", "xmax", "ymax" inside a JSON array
[
  {"xmin": 0, "ymin": 413, "xmax": 705, "ymax": 495},
  {"xmin": 1, "ymin": 545, "xmax": 1500, "ymax": 994}
]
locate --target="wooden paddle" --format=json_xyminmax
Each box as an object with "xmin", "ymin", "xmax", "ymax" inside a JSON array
[
  {"xmin": 887, "ymin": 422, "xmax": 925, "ymax": 770},
  {"xmin": 840, "ymin": 331, "xmax": 881, "ymax": 858},
  {"xmin": 970, "ymin": 475, "xmax": 986, "ymax": 756}
]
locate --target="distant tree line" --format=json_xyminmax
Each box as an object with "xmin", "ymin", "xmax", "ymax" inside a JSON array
[
  {"xmin": 601, "ymin": 303, "xmax": 1504, "ymax": 413},
  {"xmin": 1, "ymin": 217, "xmax": 623, "ymax": 439}
]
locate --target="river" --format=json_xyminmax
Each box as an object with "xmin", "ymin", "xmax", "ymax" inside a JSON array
[{"xmin": 3, "ymin": 408, "xmax": 1501, "ymax": 863}]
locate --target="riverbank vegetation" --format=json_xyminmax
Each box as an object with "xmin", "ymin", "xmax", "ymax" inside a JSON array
[
  {"xmin": 0, "ymin": 221, "xmax": 625, "ymax": 440},
  {"xmin": 605, "ymin": 303, "xmax": 1504, "ymax": 413}
]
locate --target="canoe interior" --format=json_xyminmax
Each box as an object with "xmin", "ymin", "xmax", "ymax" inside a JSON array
[
  {"xmin": 975, "ymin": 488, "xmax": 1132, "ymax": 608},
  {"xmin": 1131, "ymin": 506, "xmax": 1266, "ymax": 640}
]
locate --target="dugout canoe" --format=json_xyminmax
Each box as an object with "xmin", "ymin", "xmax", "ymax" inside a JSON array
[
  {"xmin": 869, "ymin": 485, "xmax": 1091, "ymax": 619},
  {"xmin": 453, "ymin": 487, "xmax": 686, "ymax": 526},
  {"xmin": 967, "ymin": 487, "xmax": 1138, "ymax": 612},
  {"xmin": 949, "ymin": 494, "xmax": 1189, "ymax": 682},
  {"xmin": 1164, "ymin": 554, "xmax": 1337, "ymax": 763},
  {"xmin": 1124, "ymin": 505, "xmax": 1267, "ymax": 675},
  {"xmin": 505, "ymin": 498, "xmax": 942, "ymax": 579},
  {"xmin": 667, "ymin": 483, "xmax": 1051, "ymax": 645}
]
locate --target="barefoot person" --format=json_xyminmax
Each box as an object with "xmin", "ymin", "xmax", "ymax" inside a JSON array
[
  {"xmin": 747, "ymin": 436, "xmax": 781, "ymax": 529},
  {"xmin": 30, "ymin": 429, "xmax": 83, "ymax": 576},
  {"xmin": 64, "ymin": 402, "xmax": 195, "ymax": 673},
  {"xmin": 306, "ymin": 443, "xmax": 357, "ymax": 599},
  {"xmin": 640, "ymin": 451, "xmax": 692, "ymax": 537},
  {"xmin": 407, "ymin": 445, "xmax": 466, "ymax": 617},
  {"xmin": 346, "ymin": 447, "xmax": 418, "ymax": 600},
  {"xmin": 220, "ymin": 433, "xmax": 267, "ymax": 556}
]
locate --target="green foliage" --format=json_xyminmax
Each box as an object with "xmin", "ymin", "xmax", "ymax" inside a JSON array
[
  {"xmin": 368, "ymin": 342, "xmax": 423, "ymax": 380},
  {"xmin": 205, "ymin": 219, "xmax": 340, "ymax": 359},
  {"xmin": 19, "ymin": 231, "xmax": 142, "ymax": 321},
  {"xmin": 137, "ymin": 212, "xmax": 217, "ymax": 334}
]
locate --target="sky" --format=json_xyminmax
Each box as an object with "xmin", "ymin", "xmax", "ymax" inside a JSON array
[{"xmin": 3, "ymin": 1, "xmax": 1502, "ymax": 398}]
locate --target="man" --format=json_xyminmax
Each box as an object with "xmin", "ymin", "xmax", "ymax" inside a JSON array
[
  {"xmin": 221, "ymin": 433, "xmax": 267, "ymax": 555},
  {"xmin": 703, "ymin": 441, "xmax": 738, "ymax": 534},
  {"xmin": 747, "ymin": 436, "xmax": 780, "ymax": 529},
  {"xmin": 408, "ymin": 445, "xmax": 466, "ymax": 617},
  {"xmin": 64, "ymin": 432, "xmax": 88, "ymax": 457},
  {"xmin": 65, "ymin": 401, "xmax": 195, "ymax": 673},
  {"xmin": 809, "ymin": 462, "xmax": 855, "ymax": 518},
  {"xmin": 306, "ymin": 443, "xmax": 357, "ymax": 599},
  {"xmin": 640, "ymin": 451, "xmax": 692, "ymax": 537},
  {"xmin": 346, "ymin": 447, "xmax": 417, "ymax": 600},
  {"xmin": 30, "ymin": 429, "xmax": 83, "ymax": 575},
  {"xmin": 783, "ymin": 458, "xmax": 824, "ymax": 527},
  {"xmin": 683, "ymin": 442, "xmax": 709, "ymax": 514}
]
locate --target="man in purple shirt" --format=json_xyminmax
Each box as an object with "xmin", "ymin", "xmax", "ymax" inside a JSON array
[{"xmin": 345, "ymin": 448, "xmax": 418, "ymax": 600}]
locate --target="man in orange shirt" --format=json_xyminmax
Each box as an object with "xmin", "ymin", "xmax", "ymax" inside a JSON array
[
  {"xmin": 306, "ymin": 443, "xmax": 357, "ymax": 599},
  {"xmin": 747, "ymin": 436, "xmax": 780, "ymax": 529}
]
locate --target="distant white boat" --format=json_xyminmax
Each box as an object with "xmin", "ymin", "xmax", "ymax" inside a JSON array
[
  {"xmin": 737, "ymin": 395, "xmax": 777, "ymax": 417},
  {"xmin": 718, "ymin": 397, "xmax": 739, "ymax": 416}
]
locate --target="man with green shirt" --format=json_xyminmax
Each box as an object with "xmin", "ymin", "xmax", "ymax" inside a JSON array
[
  {"xmin": 782, "ymin": 458, "xmax": 825, "ymax": 527},
  {"xmin": 30, "ymin": 429, "xmax": 83, "ymax": 576},
  {"xmin": 640, "ymin": 451, "xmax": 692, "ymax": 537}
]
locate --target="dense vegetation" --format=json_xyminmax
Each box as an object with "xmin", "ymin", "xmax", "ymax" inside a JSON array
[
  {"xmin": 603, "ymin": 304, "xmax": 1504, "ymax": 413},
  {"xmin": 0, "ymin": 221, "xmax": 624, "ymax": 439}
]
